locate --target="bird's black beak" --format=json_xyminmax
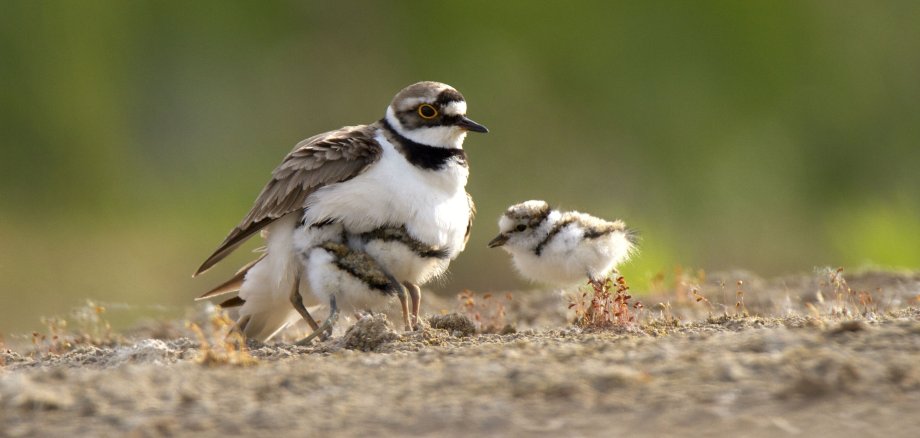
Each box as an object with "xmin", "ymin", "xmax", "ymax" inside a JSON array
[
  {"xmin": 456, "ymin": 116, "xmax": 489, "ymax": 133},
  {"xmin": 488, "ymin": 233, "xmax": 508, "ymax": 248}
]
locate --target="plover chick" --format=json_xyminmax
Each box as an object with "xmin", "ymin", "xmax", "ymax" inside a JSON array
[
  {"xmin": 194, "ymin": 82, "xmax": 487, "ymax": 341},
  {"xmin": 352, "ymin": 224, "xmax": 457, "ymax": 328},
  {"xmin": 293, "ymin": 221, "xmax": 455, "ymax": 343},
  {"xmin": 488, "ymin": 200, "xmax": 637, "ymax": 287},
  {"xmin": 297, "ymin": 240, "xmax": 409, "ymax": 344}
]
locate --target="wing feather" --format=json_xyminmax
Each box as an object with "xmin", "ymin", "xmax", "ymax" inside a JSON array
[
  {"xmin": 196, "ymin": 253, "xmax": 266, "ymax": 300},
  {"xmin": 194, "ymin": 124, "xmax": 382, "ymax": 276}
]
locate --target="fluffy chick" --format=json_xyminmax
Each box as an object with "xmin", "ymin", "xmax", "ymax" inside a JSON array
[{"xmin": 489, "ymin": 200, "xmax": 637, "ymax": 287}]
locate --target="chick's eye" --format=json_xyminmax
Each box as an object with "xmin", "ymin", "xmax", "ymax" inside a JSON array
[
  {"xmin": 515, "ymin": 224, "xmax": 527, "ymax": 232},
  {"xmin": 418, "ymin": 104, "xmax": 438, "ymax": 119}
]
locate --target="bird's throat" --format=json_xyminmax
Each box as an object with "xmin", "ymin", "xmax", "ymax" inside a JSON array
[{"xmin": 381, "ymin": 118, "xmax": 467, "ymax": 171}]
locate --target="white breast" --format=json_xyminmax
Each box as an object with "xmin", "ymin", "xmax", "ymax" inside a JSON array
[{"xmin": 302, "ymin": 131, "xmax": 471, "ymax": 277}]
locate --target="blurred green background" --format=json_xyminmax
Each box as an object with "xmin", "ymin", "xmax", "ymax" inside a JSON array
[{"xmin": 2, "ymin": 1, "xmax": 919, "ymax": 334}]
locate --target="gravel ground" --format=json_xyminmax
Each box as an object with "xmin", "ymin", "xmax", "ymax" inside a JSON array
[{"xmin": 2, "ymin": 270, "xmax": 919, "ymax": 437}]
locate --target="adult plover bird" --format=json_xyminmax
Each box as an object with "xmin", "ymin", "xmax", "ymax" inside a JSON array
[
  {"xmin": 488, "ymin": 200, "xmax": 637, "ymax": 287},
  {"xmin": 194, "ymin": 82, "xmax": 487, "ymax": 341}
]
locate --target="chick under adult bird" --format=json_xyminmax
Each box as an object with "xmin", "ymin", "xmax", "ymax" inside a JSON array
[
  {"xmin": 299, "ymin": 238, "xmax": 409, "ymax": 344},
  {"xmin": 194, "ymin": 81, "xmax": 487, "ymax": 341},
  {"xmin": 488, "ymin": 200, "xmax": 637, "ymax": 287},
  {"xmin": 293, "ymin": 222, "xmax": 452, "ymax": 344}
]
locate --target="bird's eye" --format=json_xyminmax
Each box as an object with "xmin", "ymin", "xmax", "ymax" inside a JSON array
[
  {"xmin": 515, "ymin": 224, "xmax": 527, "ymax": 232},
  {"xmin": 418, "ymin": 104, "xmax": 438, "ymax": 119}
]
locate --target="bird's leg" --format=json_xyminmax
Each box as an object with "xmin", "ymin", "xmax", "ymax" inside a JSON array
[
  {"xmin": 397, "ymin": 285, "xmax": 412, "ymax": 331},
  {"xmin": 404, "ymin": 282, "xmax": 422, "ymax": 330},
  {"xmin": 289, "ymin": 275, "xmax": 321, "ymax": 332},
  {"xmin": 232, "ymin": 314, "xmax": 252, "ymax": 338},
  {"xmin": 295, "ymin": 295, "xmax": 338, "ymax": 346},
  {"xmin": 317, "ymin": 295, "xmax": 338, "ymax": 341}
]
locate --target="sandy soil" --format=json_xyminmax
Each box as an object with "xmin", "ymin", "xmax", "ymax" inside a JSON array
[{"xmin": 2, "ymin": 269, "xmax": 920, "ymax": 437}]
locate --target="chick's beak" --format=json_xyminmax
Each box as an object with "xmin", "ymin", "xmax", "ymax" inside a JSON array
[
  {"xmin": 488, "ymin": 233, "xmax": 509, "ymax": 248},
  {"xmin": 456, "ymin": 116, "xmax": 489, "ymax": 133}
]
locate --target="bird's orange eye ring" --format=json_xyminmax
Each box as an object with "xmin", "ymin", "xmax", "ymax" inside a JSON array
[{"xmin": 418, "ymin": 104, "xmax": 438, "ymax": 119}]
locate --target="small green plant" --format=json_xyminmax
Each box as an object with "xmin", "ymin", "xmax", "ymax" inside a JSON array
[
  {"xmin": 689, "ymin": 285, "xmax": 714, "ymax": 319},
  {"xmin": 654, "ymin": 301, "xmax": 679, "ymax": 326},
  {"xmin": 30, "ymin": 300, "xmax": 122, "ymax": 355},
  {"xmin": 817, "ymin": 267, "xmax": 878, "ymax": 317},
  {"xmin": 457, "ymin": 290, "xmax": 512, "ymax": 333},
  {"xmin": 71, "ymin": 300, "xmax": 119, "ymax": 345},
  {"xmin": 735, "ymin": 280, "xmax": 749, "ymax": 316},
  {"xmin": 33, "ymin": 317, "xmax": 70, "ymax": 354},
  {"xmin": 569, "ymin": 275, "xmax": 641, "ymax": 328},
  {"xmin": 187, "ymin": 307, "xmax": 258, "ymax": 367}
]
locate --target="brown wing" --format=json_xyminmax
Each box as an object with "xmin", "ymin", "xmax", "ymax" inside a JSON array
[
  {"xmin": 463, "ymin": 192, "xmax": 476, "ymax": 248},
  {"xmin": 194, "ymin": 124, "xmax": 383, "ymax": 276}
]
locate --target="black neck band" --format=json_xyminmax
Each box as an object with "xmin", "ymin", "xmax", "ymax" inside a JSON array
[{"xmin": 381, "ymin": 118, "xmax": 466, "ymax": 171}]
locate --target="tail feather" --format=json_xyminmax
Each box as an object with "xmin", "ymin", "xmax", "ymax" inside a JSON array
[
  {"xmin": 238, "ymin": 305, "xmax": 301, "ymax": 341},
  {"xmin": 218, "ymin": 296, "xmax": 245, "ymax": 308},
  {"xmin": 232, "ymin": 213, "xmax": 322, "ymax": 341},
  {"xmin": 197, "ymin": 254, "xmax": 266, "ymax": 300}
]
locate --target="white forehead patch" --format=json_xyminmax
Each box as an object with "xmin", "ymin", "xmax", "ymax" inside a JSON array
[
  {"xmin": 498, "ymin": 215, "xmax": 515, "ymax": 232},
  {"xmin": 443, "ymin": 100, "xmax": 467, "ymax": 116}
]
